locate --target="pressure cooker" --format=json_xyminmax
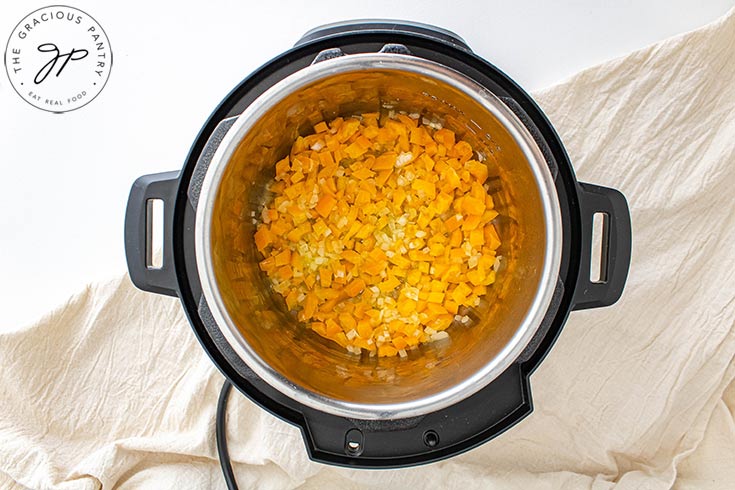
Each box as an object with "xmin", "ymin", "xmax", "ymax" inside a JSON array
[{"xmin": 125, "ymin": 20, "xmax": 631, "ymax": 468}]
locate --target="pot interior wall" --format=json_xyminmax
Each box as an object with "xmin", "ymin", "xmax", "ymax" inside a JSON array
[{"xmin": 209, "ymin": 66, "xmax": 548, "ymax": 407}]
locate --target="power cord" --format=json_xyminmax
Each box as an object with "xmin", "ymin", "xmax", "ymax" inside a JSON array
[{"xmin": 216, "ymin": 380, "xmax": 239, "ymax": 490}]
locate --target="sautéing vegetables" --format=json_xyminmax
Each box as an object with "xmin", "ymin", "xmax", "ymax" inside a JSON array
[{"xmin": 254, "ymin": 112, "xmax": 501, "ymax": 357}]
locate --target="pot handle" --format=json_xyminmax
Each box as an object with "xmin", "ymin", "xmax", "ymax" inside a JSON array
[
  {"xmin": 572, "ymin": 182, "xmax": 632, "ymax": 310},
  {"xmin": 124, "ymin": 171, "xmax": 180, "ymax": 297}
]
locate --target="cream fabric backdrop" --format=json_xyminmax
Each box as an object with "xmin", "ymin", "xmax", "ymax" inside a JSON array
[{"xmin": 2, "ymin": 8, "xmax": 735, "ymax": 490}]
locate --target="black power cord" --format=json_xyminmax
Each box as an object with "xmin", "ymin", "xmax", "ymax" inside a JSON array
[{"xmin": 216, "ymin": 380, "xmax": 239, "ymax": 490}]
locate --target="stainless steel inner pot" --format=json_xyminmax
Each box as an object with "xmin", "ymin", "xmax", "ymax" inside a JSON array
[{"xmin": 195, "ymin": 53, "xmax": 562, "ymax": 420}]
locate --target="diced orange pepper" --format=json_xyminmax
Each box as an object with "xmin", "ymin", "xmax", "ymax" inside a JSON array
[
  {"xmin": 451, "ymin": 141, "xmax": 473, "ymax": 160},
  {"xmin": 429, "ymin": 243, "xmax": 445, "ymax": 256},
  {"xmin": 449, "ymin": 248, "xmax": 466, "ymax": 260},
  {"xmin": 345, "ymin": 141, "xmax": 368, "ymax": 159},
  {"xmin": 392, "ymin": 336, "xmax": 409, "ymax": 350},
  {"xmin": 427, "ymin": 291, "xmax": 445, "ymax": 303},
  {"xmin": 451, "ymin": 283, "xmax": 473, "ymax": 303},
  {"xmin": 412, "ymin": 179, "xmax": 436, "ymax": 199},
  {"xmin": 275, "ymin": 156, "xmax": 291, "ymax": 179},
  {"xmin": 406, "ymin": 269, "xmax": 422, "ymax": 285},
  {"xmin": 375, "ymin": 169, "xmax": 392, "ymax": 186},
  {"xmin": 285, "ymin": 290, "xmax": 299, "ymax": 310},
  {"xmin": 393, "ymin": 187, "xmax": 406, "ymax": 208},
  {"xmin": 378, "ymin": 345, "xmax": 398, "ymax": 357},
  {"xmin": 443, "ymin": 167, "xmax": 460, "ymax": 190},
  {"xmin": 484, "ymin": 224, "xmax": 501, "ymax": 250},
  {"xmin": 304, "ymin": 274, "xmax": 316, "ymax": 289},
  {"xmin": 254, "ymin": 227, "xmax": 273, "ymax": 252},
  {"xmin": 470, "ymin": 182, "xmax": 486, "ymax": 201},
  {"xmin": 368, "ymin": 248, "xmax": 387, "ymax": 262},
  {"xmin": 325, "ymin": 318, "xmax": 342, "ymax": 336},
  {"xmin": 339, "ymin": 312, "xmax": 357, "ymax": 332},
  {"xmin": 397, "ymin": 298, "xmax": 417, "ymax": 316},
  {"xmin": 276, "ymin": 265, "xmax": 293, "ymax": 280},
  {"xmin": 373, "ymin": 152, "xmax": 396, "ymax": 170},
  {"xmin": 356, "ymin": 319, "xmax": 371, "ymax": 337},
  {"xmin": 409, "ymin": 250, "xmax": 432, "ymax": 262},
  {"xmin": 462, "ymin": 215, "xmax": 481, "ymax": 231},
  {"xmin": 396, "ymin": 114, "xmax": 416, "ymax": 127},
  {"xmin": 434, "ymin": 192, "xmax": 453, "ymax": 214},
  {"xmin": 426, "ymin": 302, "xmax": 448, "ymax": 316},
  {"xmin": 286, "ymin": 223, "xmax": 310, "ymax": 242},
  {"xmin": 465, "ymin": 160, "xmax": 488, "ymax": 183},
  {"xmin": 345, "ymin": 278, "xmax": 366, "ymax": 297},
  {"xmin": 469, "ymin": 229, "xmax": 485, "ymax": 248},
  {"xmin": 434, "ymin": 128, "xmax": 455, "ymax": 149},
  {"xmin": 449, "ymin": 228, "xmax": 463, "ymax": 247},
  {"xmin": 378, "ymin": 275, "xmax": 401, "ymax": 292},
  {"xmin": 320, "ymin": 270, "xmax": 332, "ymax": 288},
  {"xmin": 466, "ymin": 269, "xmax": 485, "ymax": 286},
  {"xmin": 315, "ymin": 194, "xmax": 337, "ymax": 218},
  {"xmin": 336, "ymin": 119, "xmax": 360, "ymax": 143},
  {"xmin": 462, "ymin": 196, "xmax": 485, "ymax": 216},
  {"xmin": 254, "ymin": 113, "xmax": 503, "ymax": 357},
  {"xmin": 431, "ymin": 314, "xmax": 454, "ymax": 331},
  {"xmin": 445, "ymin": 214, "xmax": 463, "ymax": 232},
  {"xmin": 318, "ymin": 151, "xmax": 334, "ymax": 167},
  {"xmin": 274, "ymin": 248, "xmax": 291, "ymax": 267},
  {"xmin": 485, "ymin": 270, "xmax": 497, "ymax": 285},
  {"xmin": 259, "ymin": 256, "xmax": 276, "ymax": 272},
  {"xmin": 444, "ymin": 300, "xmax": 459, "ymax": 314},
  {"xmin": 352, "ymin": 167, "xmax": 375, "ymax": 180},
  {"xmin": 388, "ymin": 254, "xmax": 411, "ymax": 269},
  {"xmin": 355, "ymin": 189, "xmax": 371, "ymax": 206},
  {"xmin": 362, "ymin": 260, "xmax": 384, "ymax": 276},
  {"xmin": 418, "ymin": 153, "xmax": 435, "ymax": 171},
  {"xmin": 312, "ymin": 219, "xmax": 328, "ymax": 236}
]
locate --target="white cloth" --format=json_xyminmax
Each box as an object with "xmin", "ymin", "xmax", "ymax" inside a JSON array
[{"xmin": 2, "ymin": 8, "xmax": 735, "ymax": 490}]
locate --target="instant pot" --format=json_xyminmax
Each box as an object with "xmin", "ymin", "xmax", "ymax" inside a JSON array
[{"xmin": 125, "ymin": 21, "xmax": 631, "ymax": 468}]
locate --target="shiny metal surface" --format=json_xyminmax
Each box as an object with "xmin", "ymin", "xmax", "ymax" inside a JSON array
[{"xmin": 195, "ymin": 54, "xmax": 562, "ymax": 419}]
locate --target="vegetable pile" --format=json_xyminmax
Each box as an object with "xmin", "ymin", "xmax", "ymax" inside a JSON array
[{"xmin": 254, "ymin": 113, "xmax": 501, "ymax": 357}]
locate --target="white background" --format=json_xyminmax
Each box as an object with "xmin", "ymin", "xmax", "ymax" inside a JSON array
[{"xmin": 0, "ymin": 0, "xmax": 732, "ymax": 330}]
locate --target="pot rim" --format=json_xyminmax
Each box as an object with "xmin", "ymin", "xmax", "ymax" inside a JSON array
[{"xmin": 194, "ymin": 53, "xmax": 562, "ymax": 420}]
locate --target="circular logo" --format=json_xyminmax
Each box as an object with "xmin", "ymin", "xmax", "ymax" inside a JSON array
[{"xmin": 4, "ymin": 5, "xmax": 112, "ymax": 113}]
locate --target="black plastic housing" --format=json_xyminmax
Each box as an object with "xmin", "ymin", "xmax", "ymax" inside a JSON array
[{"xmin": 124, "ymin": 21, "xmax": 631, "ymax": 468}]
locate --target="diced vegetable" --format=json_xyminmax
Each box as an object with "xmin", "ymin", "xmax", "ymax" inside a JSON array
[{"xmin": 253, "ymin": 113, "xmax": 501, "ymax": 356}]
